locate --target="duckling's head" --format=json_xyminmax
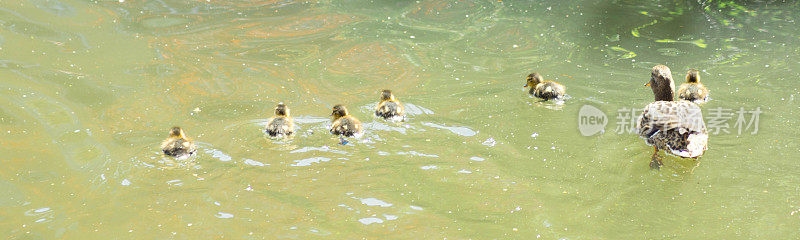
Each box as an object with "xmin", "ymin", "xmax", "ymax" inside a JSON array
[
  {"xmin": 169, "ymin": 126, "xmax": 186, "ymax": 138},
  {"xmin": 524, "ymin": 73, "xmax": 543, "ymax": 88},
  {"xmin": 379, "ymin": 90, "xmax": 396, "ymax": 101},
  {"xmin": 275, "ymin": 103, "xmax": 290, "ymax": 117},
  {"xmin": 331, "ymin": 104, "xmax": 349, "ymax": 119},
  {"xmin": 646, "ymin": 65, "xmax": 675, "ymax": 101},
  {"xmin": 685, "ymin": 69, "xmax": 700, "ymax": 83}
]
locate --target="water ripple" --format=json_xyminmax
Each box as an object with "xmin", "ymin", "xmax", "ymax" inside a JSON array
[
  {"xmin": 289, "ymin": 146, "xmax": 346, "ymax": 154},
  {"xmin": 360, "ymin": 198, "xmax": 393, "ymax": 207},
  {"xmin": 290, "ymin": 157, "xmax": 331, "ymax": 167},
  {"xmin": 421, "ymin": 122, "xmax": 477, "ymax": 136}
]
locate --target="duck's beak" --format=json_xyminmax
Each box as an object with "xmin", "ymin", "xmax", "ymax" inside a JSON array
[
  {"xmin": 523, "ymin": 83, "xmax": 529, "ymax": 87},
  {"xmin": 644, "ymin": 82, "xmax": 651, "ymax": 87}
]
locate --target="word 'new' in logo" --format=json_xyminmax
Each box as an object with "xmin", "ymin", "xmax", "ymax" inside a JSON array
[{"xmin": 578, "ymin": 105, "xmax": 607, "ymax": 136}]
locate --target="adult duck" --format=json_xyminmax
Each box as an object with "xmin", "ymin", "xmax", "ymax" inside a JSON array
[{"xmin": 636, "ymin": 65, "xmax": 708, "ymax": 169}]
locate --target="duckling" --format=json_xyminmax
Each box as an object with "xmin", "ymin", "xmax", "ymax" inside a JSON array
[
  {"xmin": 375, "ymin": 90, "xmax": 405, "ymax": 120},
  {"xmin": 161, "ymin": 126, "xmax": 197, "ymax": 159},
  {"xmin": 636, "ymin": 65, "xmax": 708, "ymax": 169},
  {"xmin": 330, "ymin": 104, "xmax": 362, "ymax": 137},
  {"xmin": 265, "ymin": 103, "xmax": 295, "ymax": 137},
  {"xmin": 677, "ymin": 69, "xmax": 709, "ymax": 103},
  {"xmin": 524, "ymin": 73, "xmax": 566, "ymax": 101}
]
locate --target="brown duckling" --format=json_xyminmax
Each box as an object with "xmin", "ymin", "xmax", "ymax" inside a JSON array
[
  {"xmin": 677, "ymin": 69, "xmax": 709, "ymax": 103},
  {"xmin": 525, "ymin": 73, "xmax": 566, "ymax": 100},
  {"xmin": 636, "ymin": 65, "xmax": 708, "ymax": 169},
  {"xmin": 375, "ymin": 90, "xmax": 405, "ymax": 120},
  {"xmin": 161, "ymin": 126, "xmax": 197, "ymax": 159},
  {"xmin": 330, "ymin": 104, "xmax": 362, "ymax": 137},
  {"xmin": 266, "ymin": 103, "xmax": 294, "ymax": 137}
]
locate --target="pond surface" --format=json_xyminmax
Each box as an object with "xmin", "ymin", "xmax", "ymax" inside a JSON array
[{"xmin": 1, "ymin": 0, "xmax": 799, "ymax": 238}]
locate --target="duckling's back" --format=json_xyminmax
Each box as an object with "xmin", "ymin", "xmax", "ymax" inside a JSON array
[
  {"xmin": 677, "ymin": 83, "xmax": 708, "ymax": 103},
  {"xmin": 331, "ymin": 116, "xmax": 362, "ymax": 137},
  {"xmin": 162, "ymin": 138, "xmax": 196, "ymax": 157},
  {"xmin": 266, "ymin": 117, "xmax": 294, "ymax": 137},
  {"xmin": 532, "ymin": 82, "xmax": 565, "ymax": 100},
  {"xmin": 376, "ymin": 101, "xmax": 403, "ymax": 119}
]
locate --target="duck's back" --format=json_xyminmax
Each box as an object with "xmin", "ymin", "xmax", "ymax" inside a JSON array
[
  {"xmin": 331, "ymin": 116, "xmax": 362, "ymax": 137},
  {"xmin": 266, "ymin": 117, "xmax": 294, "ymax": 136},
  {"xmin": 376, "ymin": 101, "xmax": 404, "ymax": 119},
  {"xmin": 531, "ymin": 82, "xmax": 565, "ymax": 100},
  {"xmin": 677, "ymin": 83, "xmax": 708, "ymax": 103},
  {"xmin": 636, "ymin": 101, "xmax": 708, "ymax": 157}
]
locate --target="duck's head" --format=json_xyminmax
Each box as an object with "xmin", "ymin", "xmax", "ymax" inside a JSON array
[
  {"xmin": 275, "ymin": 103, "xmax": 290, "ymax": 117},
  {"xmin": 330, "ymin": 104, "xmax": 349, "ymax": 119},
  {"xmin": 169, "ymin": 126, "xmax": 186, "ymax": 138},
  {"xmin": 379, "ymin": 90, "xmax": 396, "ymax": 101},
  {"xmin": 685, "ymin": 69, "xmax": 700, "ymax": 83},
  {"xmin": 524, "ymin": 73, "xmax": 543, "ymax": 88},
  {"xmin": 645, "ymin": 65, "xmax": 675, "ymax": 101}
]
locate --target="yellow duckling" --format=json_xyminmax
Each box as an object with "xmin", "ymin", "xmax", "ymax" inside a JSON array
[
  {"xmin": 677, "ymin": 69, "xmax": 709, "ymax": 103},
  {"xmin": 375, "ymin": 90, "xmax": 405, "ymax": 120},
  {"xmin": 636, "ymin": 65, "xmax": 708, "ymax": 169},
  {"xmin": 161, "ymin": 126, "xmax": 197, "ymax": 158},
  {"xmin": 330, "ymin": 104, "xmax": 362, "ymax": 137},
  {"xmin": 265, "ymin": 103, "xmax": 294, "ymax": 137},
  {"xmin": 525, "ymin": 73, "xmax": 566, "ymax": 100}
]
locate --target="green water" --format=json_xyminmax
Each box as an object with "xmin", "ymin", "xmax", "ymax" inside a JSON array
[{"xmin": 1, "ymin": 0, "xmax": 799, "ymax": 238}]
